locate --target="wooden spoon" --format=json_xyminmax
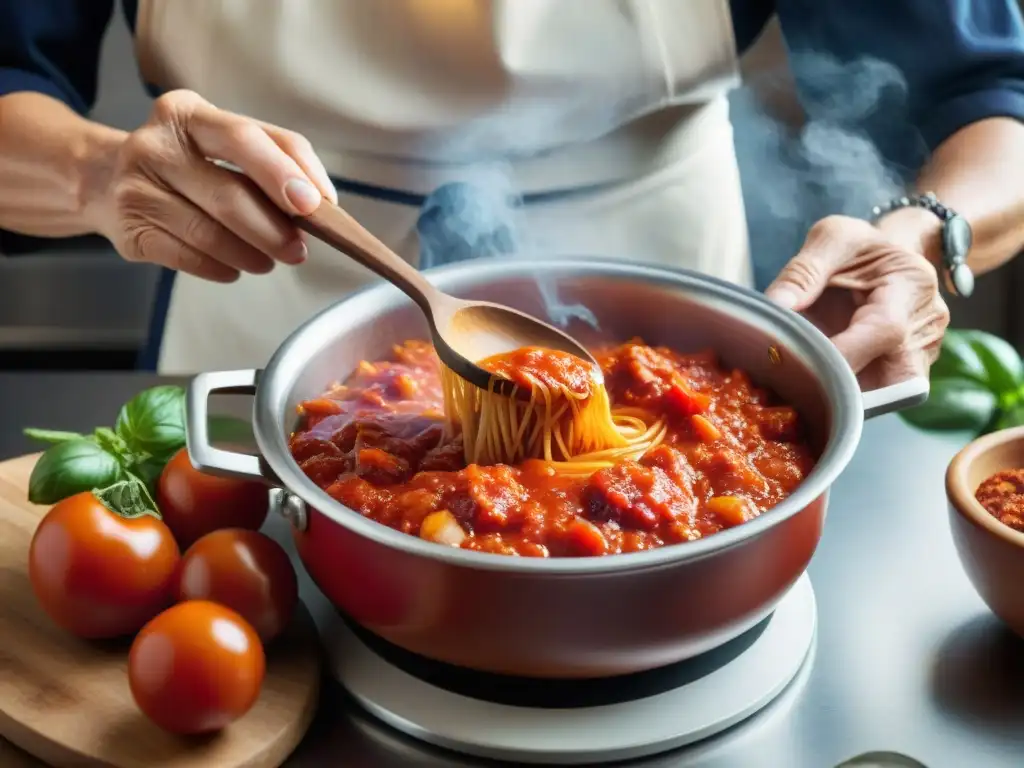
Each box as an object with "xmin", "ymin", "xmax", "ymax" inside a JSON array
[{"xmin": 294, "ymin": 201, "xmax": 597, "ymax": 395}]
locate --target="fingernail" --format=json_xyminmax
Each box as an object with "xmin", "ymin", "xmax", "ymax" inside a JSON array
[
  {"xmin": 283, "ymin": 238, "xmax": 308, "ymax": 264},
  {"xmin": 295, "ymin": 146, "xmax": 337, "ymax": 204},
  {"xmin": 284, "ymin": 178, "xmax": 322, "ymax": 215},
  {"xmin": 767, "ymin": 288, "xmax": 798, "ymax": 310}
]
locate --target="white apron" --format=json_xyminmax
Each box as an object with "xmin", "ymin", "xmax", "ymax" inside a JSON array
[{"xmin": 135, "ymin": 0, "xmax": 750, "ymax": 373}]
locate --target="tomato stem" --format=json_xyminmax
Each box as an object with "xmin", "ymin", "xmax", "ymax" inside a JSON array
[{"xmin": 94, "ymin": 476, "xmax": 162, "ymax": 520}]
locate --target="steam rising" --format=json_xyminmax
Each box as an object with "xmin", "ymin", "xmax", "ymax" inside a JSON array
[
  {"xmin": 416, "ymin": 52, "xmax": 922, "ymax": 309},
  {"xmin": 734, "ymin": 53, "xmax": 923, "ymax": 287}
]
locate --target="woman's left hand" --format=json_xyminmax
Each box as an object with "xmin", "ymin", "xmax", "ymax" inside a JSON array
[{"xmin": 765, "ymin": 215, "xmax": 950, "ymax": 391}]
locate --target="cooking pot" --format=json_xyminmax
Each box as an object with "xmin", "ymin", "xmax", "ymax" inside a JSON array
[{"xmin": 184, "ymin": 257, "xmax": 928, "ymax": 678}]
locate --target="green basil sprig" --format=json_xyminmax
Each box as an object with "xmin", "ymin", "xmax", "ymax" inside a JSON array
[
  {"xmin": 23, "ymin": 385, "xmax": 254, "ymax": 509},
  {"xmin": 24, "ymin": 385, "xmax": 188, "ymax": 506},
  {"xmin": 900, "ymin": 329, "xmax": 1024, "ymax": 436}
]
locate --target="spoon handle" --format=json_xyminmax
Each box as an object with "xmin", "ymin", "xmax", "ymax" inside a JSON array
[{"xmin": 296, "ymin": 201, "xmax": 437, "ymax": 308}]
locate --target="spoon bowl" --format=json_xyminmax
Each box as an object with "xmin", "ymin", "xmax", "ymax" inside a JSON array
[
  {"xmin": 295, "ymin": 201, "xmax": 596, "ymax": 394},
  {"xmin": 434, "ymin": 297, "xmax": 598, "ymax": 394}
]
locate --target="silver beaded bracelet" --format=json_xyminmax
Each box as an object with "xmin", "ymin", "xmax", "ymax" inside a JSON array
[{"xmin": 870, "ymin": 191, "xmax": 974, "ymax": 298}]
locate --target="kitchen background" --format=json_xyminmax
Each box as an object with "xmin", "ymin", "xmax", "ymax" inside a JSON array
[{"xmin": 0, "ymin": 14, "xmax": 1018, "ymax": 371}]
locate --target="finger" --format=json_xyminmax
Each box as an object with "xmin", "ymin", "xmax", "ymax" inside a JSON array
[
  {"xmin": 158, "ymin": 156, "xmax": 307, "ymax": 265},
  {"xmin": 129, "ymin": 225, "xmax": 241, "ymax": 283},
  {"xmin": 828, "ymin": 283, "xmax": 913, "ymax": 373},
  {"xmin": 184, "ymin": 102, "xmax": 324, "ymax": 216},
  {"xmin": 257, "ymin": 122, "xmax": 338, "ymax": 204},
  {"xmin": 139, "ymin": 185, "xmax": 277, "ymax": 274},
  {"xmin": 920, "ymin": 296, "xmax": 950, "ymax": 364},
  {"xmin": 765, "ymin": 216, "xmax": 870, "ymax": 311}
]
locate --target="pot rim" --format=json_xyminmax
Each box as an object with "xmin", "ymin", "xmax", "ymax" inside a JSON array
[{"xmin": 254, "ymin": 256, "xmax": 864, "ymax": 574}]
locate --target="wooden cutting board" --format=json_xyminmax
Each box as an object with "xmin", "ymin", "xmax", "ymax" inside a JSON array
[{"xmin": 0, "ymin": 454, "xmax": 322, "ymax": 768}]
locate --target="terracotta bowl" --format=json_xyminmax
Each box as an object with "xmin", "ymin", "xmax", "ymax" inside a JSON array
[{"xmin": 946, "ymin": 425, "xmax": 1024, "ymax": 637}]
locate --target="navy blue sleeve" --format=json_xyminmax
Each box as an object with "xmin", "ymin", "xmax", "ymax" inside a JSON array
[
  {"xmin": 776, "ymin": 0, "xmax": 1024, "ymax": 151},
  {"xmin": 0, "ymin": 1, "xmax": 116, "ymax": 113}
]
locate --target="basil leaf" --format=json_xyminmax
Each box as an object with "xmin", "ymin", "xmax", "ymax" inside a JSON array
[
  {"xmin": 115, "ymin": 385, "xmax": 186, "ymax": 461},
  {"xmin": 23, "ymin": 428, "xmax": 88, "ymax": 445},
  {"xmin": 28, "ymin": 440, "xmax": 126, "ymax": 505},
  {"xmin": 900, "ymin": 377, "xmax": 997, "ymax": 433},
  {"xmin": 929, "ymin": 330, "xmax": 988, "ymax": 385},
  {"xmin": 961, "ymin": 330, "xmax": 1024, "ymax": 396},
  {"xmin": 94, "ymin": 475, "xmax": 161, "ymax": 519}
]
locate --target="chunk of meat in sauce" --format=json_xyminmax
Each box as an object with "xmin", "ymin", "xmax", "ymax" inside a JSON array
[
  {"xmin": 584, "ymin": 450, "xmax": 698, "ymax": 533},
  {"xmin": 351, "ymin": 415, "xmax": 445, "ymax": 465},
  {"xmin": 689, "ymin": 443, "xmax": 771, "ymax": 502},
  {"xmin": 444, "ymin": 464, "xmax": 528, "ymax": 533},
  {"xmin": 356, "ymin": 447, "xmax": 410, "ymax": 485},
  {"xmin": 299, "ymin": 453, "xmax": 353, "ymax": 487},
  {"xmin": 420, "ymin": 435, "xmax": 466, "ymax": 472},
  {"xmin": 601, "ymin": 343, "xmax": 710, "ymax": 416},
  {"xmin": 975, "ymin": 469, "xmax": 1024, "ymax": 532},
  {"xmin": 308, "ymin": 413, "xmax": 447, "ymax": 482},
  {"xmin": 289, "ymin": 435, "xmax": 352, "ymax": 486},
  {"xmin": 602, "ymin": 344, "xmax": 677, "ymax": 405}
]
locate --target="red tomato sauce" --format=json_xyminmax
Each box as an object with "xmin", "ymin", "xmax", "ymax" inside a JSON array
[
  {"xmin": 479, "ymin": 346, "xmax": 599, "ymax": 398},
  {"xmin": 289, "ymin": 340, "xmax": 817, "ymax": 557},
  {"xmin": 975, "ymin": 469, "xmax": 1024, "ymax": 533}
]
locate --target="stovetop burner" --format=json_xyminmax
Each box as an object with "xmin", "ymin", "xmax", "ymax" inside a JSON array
[
  {"xmin": 342, "ymin": 604, "xmax": 771, "ymax": 709},
  {"xmin": 324, "ymin": 574, "xmax": 816, "ymax": 765}
]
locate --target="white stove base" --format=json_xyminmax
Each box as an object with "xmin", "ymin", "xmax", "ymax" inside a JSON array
[{"xmin": 326, "ymin": 574, "xmax": 816, "ymax": 765}]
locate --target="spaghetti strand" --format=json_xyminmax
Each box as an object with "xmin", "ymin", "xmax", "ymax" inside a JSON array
[{"xmin": 441, "ymin": 347, "xmax": 665, "ymax": 468}]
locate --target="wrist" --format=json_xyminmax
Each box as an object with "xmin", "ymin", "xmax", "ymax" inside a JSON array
[
  {"xmin": 72, "ymin": 123, "xmax": 128, "ymax": 233},
  {"xmin": 872, "ymin": 191, "xmax": 975, "ymax": 297},
  {"xmin": 874, "ymin": 206, "xmax": 944, "ymax": 267}
]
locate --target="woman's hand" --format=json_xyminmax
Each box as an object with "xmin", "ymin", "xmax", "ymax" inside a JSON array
[
  {"xmin": 765, "ymin": 215, "xmax": 950, "ymax": 390},
  {"xmin": 83, "ymin": 90, "xmax": 337, "ymax": 282}
]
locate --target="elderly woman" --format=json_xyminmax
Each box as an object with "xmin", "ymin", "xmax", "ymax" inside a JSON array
[{"xmin": 1, "ymin": 1, "xmax": 1023, "ymax": 382}]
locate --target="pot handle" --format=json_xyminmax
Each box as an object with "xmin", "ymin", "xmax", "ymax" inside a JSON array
[
  {"xmin": 861, "ymin": 376, "xmax": 930, "ymax": 420},
  {"xmin": 186, "ymin": 369, "xmax": 272, "ymax": 484}
]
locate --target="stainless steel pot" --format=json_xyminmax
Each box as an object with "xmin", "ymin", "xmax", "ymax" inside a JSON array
[{"xmin": 185, "ymin": 258, "xmax": 928, "ymax": 678}]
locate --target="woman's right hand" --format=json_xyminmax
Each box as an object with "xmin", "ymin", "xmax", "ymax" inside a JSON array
[{"xmin": 84, "ymin": 89, "xmax": 338, "ymax": 282}]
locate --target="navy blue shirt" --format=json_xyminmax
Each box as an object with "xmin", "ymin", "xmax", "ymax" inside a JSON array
[{"xmin": 2, "ymin": 0, "xmax": 1024, "ymax": 154}]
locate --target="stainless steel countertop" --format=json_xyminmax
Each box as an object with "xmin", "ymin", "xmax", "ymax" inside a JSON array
[{"xmin": 1, "ymin": 373, "xmax": 1021, "ymax": 768}]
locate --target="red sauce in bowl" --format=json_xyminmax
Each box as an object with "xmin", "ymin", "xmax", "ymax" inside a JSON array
[
  {"xmin": 288, "ymin": 340, "xmax": 818, "ymax": 557},
  {"xmin": 975, "ymin": 469, "xmax": 1024, "ymax": 533}
]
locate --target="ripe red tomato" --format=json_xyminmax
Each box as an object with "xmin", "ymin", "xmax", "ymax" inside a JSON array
[
  {"xmin": 129, "ymin": 600, "xmax": 265, "ymax": 735},
  {"xmin": 157, "ymin": 448, "xmax": 269, "ymax": 549},
  {"xmin": 179, "ymin": 529, "xmax": 298, "ymax": 642},
  {"xmin": 28, "ymin": 492, "xmax": 180, "ymax": 639}
]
